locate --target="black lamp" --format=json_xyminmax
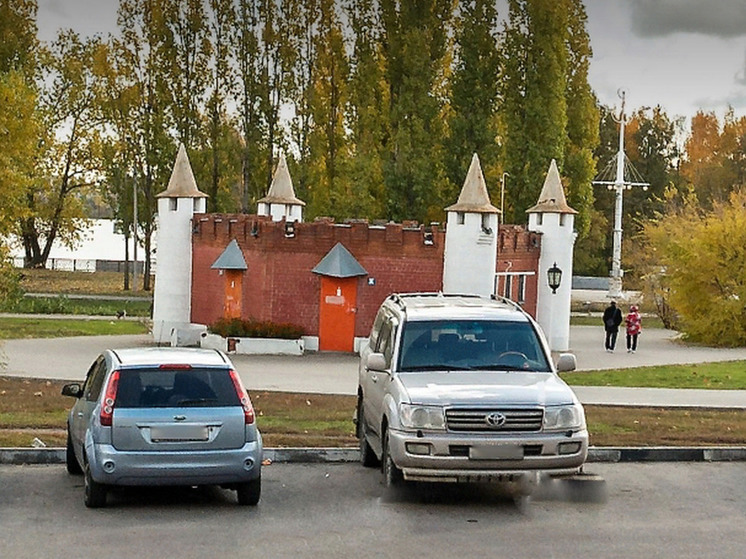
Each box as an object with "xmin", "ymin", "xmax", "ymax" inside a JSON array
[{"xmin": 547, "ymin": 262, "xmax": 562, "ymax": 294}]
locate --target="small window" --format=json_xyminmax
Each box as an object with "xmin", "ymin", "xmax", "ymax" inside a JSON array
[
  {"xmin": 368, "ymin": 311, "xmax": 386, "ymax": 349},
  {"xmin": 481, "ymin": 214, "xmax": 492, "ymax": 234},
  {"xmin": 376, "ymin": 321, "xmax": 395, "ymax": 368},
  {"xmin": 504, "ymin": 275, "xmax": 513, "ymax": 299},
  {"xmin": 518, "ymin": 274, "xmax": 526, "ymax": 304},
  {"xmin": 84, "ymin": 358, "xmax": 108, "ymax": 402},
  {"xmin": 170, "ymin": 198, "xmax": 178, "ymax": 211},
  {"xmin": 560, "ymin": 214, "xmax": 566, "ymax": 226},
  {"xmin": 457, "ymin": 212, "xmax": 465, "ymax": 225},
  {"xmin": 536, "ymin": 213, "xmax": 543, "ymax": 226}
]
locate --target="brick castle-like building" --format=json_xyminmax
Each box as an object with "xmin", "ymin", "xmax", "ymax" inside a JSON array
[{"xmin": 153, "ymin": 147, "xmax": 577, "ymax": 352}]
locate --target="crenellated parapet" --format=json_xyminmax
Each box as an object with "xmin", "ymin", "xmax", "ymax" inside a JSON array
[{"xmin": 191, "ymin": 213, "xmax": 446, "ymax": 256}]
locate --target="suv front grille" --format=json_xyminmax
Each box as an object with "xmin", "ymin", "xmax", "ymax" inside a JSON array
[{"xmin": 446, "ymin": 408, "xmax": 543, "ymax": 432}]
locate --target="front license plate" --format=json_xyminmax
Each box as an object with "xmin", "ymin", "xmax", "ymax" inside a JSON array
[
  {"xmin": 469, "ymin": 445, "xmax": 524, "ymax": 460},
  {"xmin": 150, "ymin": 425, "xmax": 209, "ymax": 442}
]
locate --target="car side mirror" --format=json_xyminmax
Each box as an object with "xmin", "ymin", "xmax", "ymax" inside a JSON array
[
  {"xmin": 366, "ymin": 352, "xmax": 388, "ymax": 372},
  {"xmin": 556, "ymin": 353, "xmax": 577, "ymax": 373},
  {"xmin": 61, "ymin": 383, "xmax": 83, "ymax": 398}
]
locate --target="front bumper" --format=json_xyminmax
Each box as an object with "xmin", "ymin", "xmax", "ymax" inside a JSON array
[
  {"xmin": 87, "ymin": 441, "xmax": 262, "ymax": 486},
  {"xmin": 389, "ymin": 428, "xmax": 588, "ymax": 483}
]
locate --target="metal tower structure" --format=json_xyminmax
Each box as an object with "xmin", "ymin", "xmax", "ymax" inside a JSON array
[{"xmin": 593, "ymin": 90, "xmax": 649, "ymax": 299}]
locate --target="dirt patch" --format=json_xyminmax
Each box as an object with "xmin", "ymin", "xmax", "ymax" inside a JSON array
[{"xmin": 1, "ymin": 375, "xmax": 744, "ymax": 448}]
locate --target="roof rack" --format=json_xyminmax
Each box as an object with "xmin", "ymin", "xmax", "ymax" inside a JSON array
[{"xmin": 490, "ymin": 294, "xmax": 530, "ymax": 315}]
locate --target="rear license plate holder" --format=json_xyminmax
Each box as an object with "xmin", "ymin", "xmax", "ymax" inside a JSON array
[
  {"xmin": 150, "ymin": 425, "xmax": 209, "ymax": 442},
  {"xmin": 469, "ymin": 445, "xmax": 524, "ymax": 460}
]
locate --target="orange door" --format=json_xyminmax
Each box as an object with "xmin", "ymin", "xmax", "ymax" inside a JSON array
[
  {"xmin": 223, "ymin": 270, "xmax": 243, "ymax": 319},
  {"xmin": 318, "ymin": 276, "xmax": 358, "ymax": 351}
]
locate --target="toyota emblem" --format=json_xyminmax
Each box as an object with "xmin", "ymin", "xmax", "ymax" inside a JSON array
[{"xmin": 485, "ymin": 412, "xmax": 507, "ymax": 427}]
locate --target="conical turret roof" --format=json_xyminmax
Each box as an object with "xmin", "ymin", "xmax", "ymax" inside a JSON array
[
  {"xmin": 312, "ymin": 243, "xmax": 367, "ymax": 278},
  {"xmin": 445, "ymin": 153, "xmax": 499, "ymax": 214},
  {"xmin": 526, "ymin": 159, "xmax": 577, "ymax": 214},
  {"xmin": 257, "ymin": 153, "xmax": 306, "ymax": 206},
  {"xmin": 211, "ymin": 239, "xmax": 248, "ymax": 270},
  {"xmin": 157, "ymin": 144, "xmax": 208, "ymax": 198}
]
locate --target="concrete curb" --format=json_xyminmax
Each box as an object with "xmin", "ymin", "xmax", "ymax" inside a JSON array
[{"xmin": 4, "ymin": 446, "xmax": 746, "ymax": 465}]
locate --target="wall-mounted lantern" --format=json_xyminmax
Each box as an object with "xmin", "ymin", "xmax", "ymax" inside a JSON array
[{"xmin": 547, "ymin": 262, "xmax": 562, "ymax": 294}]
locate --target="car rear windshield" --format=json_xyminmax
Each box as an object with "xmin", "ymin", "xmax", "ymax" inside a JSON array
[
  {"xmin": 398, "ymin": 319, "xmax": 552, "ymax": 372},
  {"xmin": 115, "ymin": 368, "xmax": 240, "ymax": 408}
]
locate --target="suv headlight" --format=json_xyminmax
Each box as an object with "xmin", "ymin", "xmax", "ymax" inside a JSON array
[
  {"xmin": 544, "ymin": 404, "xmax": 585, "ymax": 431},
  {"xmin": 400, "ymin": 404, "xmax": 445, "ymax": 430}
]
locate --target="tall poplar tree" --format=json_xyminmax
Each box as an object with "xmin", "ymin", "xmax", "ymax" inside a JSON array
[
  {"xmin": 445, "ymin": 0, "xmax": 501, "ymax": 207},
  {"xmin": 286, "ymin": 0, "xmax": 320, "ymax": 203},
  {"xmin": 307, "ymin": 0, "xmax": 350, "ymax": 218},
  {"xmin": 117, "ymin": 0, "xmax": 175, "ymax": 289},
  {"xmin": 233, "ymin": 0, "xmax": 268, "ymax": 212},
  {"xmin": 562, "ymin": 0, "xmax": 598, "ymax": 237},
  {"xmin": 160, "ymin": 0, "xmax": 210, "ymax": 150},
  {"xmin": 380, "ymin": 0, "xmax": 453, "ymax": 223},
  {"xmin": 501, "ymin": 0, "xmax": 568, "ymax": 223},
  {"xmin": 344, "ymin": 0, "xmax": 387, "ymax": 219}
]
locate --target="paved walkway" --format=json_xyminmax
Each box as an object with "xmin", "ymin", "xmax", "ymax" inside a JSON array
[{"xmin": 2, "ymin": 326, "xmax": 746, "ymax": 408}]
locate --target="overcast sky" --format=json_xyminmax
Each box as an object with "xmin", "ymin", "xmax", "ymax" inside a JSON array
[{"xmin": 36, "ymin": 0, "xmax": 746, "ymax": 121}]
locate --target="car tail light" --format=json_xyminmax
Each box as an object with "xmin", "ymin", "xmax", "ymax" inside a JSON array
[
  {"xmin": 229, "ymin": 369, "xmax": 255, "ymax": 425},
  {"xmin": 160, "ymin": 364, "xmax": 192, "ymax": 370},
  {"xmin": 100, "ymin": 370, "xmax": 120, "ymax": 427}
]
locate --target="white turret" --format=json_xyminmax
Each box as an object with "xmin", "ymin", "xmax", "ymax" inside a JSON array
[
  {"xmin": 257, "ymin": 153, "xmax": 305, "ymax": 222},
  {"xmin": 527, "ymin": 159, "xmax": 577, "ymax": 352},
  {"xmin": 152, "ymin": 144, "xmax": 208, "ymax": 343},
  {"xmin": 443, "ymin": 153, "xmax": 500, "ymax": 297}
]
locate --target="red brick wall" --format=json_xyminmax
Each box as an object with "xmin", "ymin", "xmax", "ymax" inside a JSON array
[
  {"xmin": 191, "ymin": 215, "xmax": 541, "ymax": 337},
  {"xmin": 191, "ymin": 215, "xmax": 444, "ymax": 337},
  {"xmin": 496, "ymin": 225, "xmax": 542, "ymax": 317}
]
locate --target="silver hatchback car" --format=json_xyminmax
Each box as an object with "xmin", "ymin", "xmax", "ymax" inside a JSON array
[{"xmin": 62, "ymin": 347, "xmax": 262, "ymax": 508}]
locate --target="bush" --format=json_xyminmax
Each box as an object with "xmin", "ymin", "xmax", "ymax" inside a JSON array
[{"xmin": 209, "ymin": 317, "xmax": 305, "ymax": 340}]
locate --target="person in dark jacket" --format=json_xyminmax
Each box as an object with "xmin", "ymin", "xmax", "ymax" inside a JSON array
[{"xmin": 602, "ymin": 301, "xmax": 623, "ymax": 352}]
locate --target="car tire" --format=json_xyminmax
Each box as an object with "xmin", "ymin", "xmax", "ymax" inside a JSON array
[
  {"xmin": 382, "ymin": 429, "xmax": 404, "ymax": 488},
  {"xmin": 357, "ymin": 400, "xmax": 380, "ymax": 468},
  {"xmin": 65, "ymin": 431, "xmax": 83, "ymax": 475},
  {"xmin": 84, "ymin": 461, "xmax": 107, "ymax": 508},
  {"xmin": 236, "ymin": 477, "xmax": 261, "ymax": 506}
]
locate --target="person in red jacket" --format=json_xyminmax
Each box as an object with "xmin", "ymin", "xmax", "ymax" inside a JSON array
[{"xmin": 625, "ymin": 305, "xmax": 642, "ymax": 353}]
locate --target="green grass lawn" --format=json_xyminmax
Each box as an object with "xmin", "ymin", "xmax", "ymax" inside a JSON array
[
  {"xmin": 561, "ymin": 360, "xmax": 746, "ymax": 390},
  {"xmin": 0, "ymin": 317, "xmax": 149, "ymax": 339}
]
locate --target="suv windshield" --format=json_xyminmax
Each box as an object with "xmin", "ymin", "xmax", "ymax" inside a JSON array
[
  {"xmin": 115, "ymin": 368, "xmax": 240, "ymax": 408},
  {"xmin": 397, "ymin": 320, "xmax": 551, "ymax": 372}
]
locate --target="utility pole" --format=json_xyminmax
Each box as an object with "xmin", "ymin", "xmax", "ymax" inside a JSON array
[
  {"xmin": 133, "ymin": 172, "xmax": 138, "ymax": 293},
  {"xmin": 593, "ymin": 90, "xmax": 649, "ymax": 299}
]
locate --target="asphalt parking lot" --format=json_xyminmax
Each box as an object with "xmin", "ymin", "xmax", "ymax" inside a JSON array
[{"xmin": 2, "ymin": 462, "xmax": 745, "ymax": 558}]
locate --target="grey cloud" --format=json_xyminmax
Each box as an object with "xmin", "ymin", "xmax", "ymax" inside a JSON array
[
  {"xmin": 694, "ymin": 91, "xmax": 746, "ymax": 111},
  {"xmin": 38, "ymin": 0, "xmax": 69, "ymax": 19},
  {"xmin": 630, "ymin": 0, "xmax": 746, "ymax": 38}
]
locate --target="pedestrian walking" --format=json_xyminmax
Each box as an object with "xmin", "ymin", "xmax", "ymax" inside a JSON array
[
  {"xmin": 625, "ymin": 304, "xmax": 642, "ymax": 353},
  {"xmin": 602, "ymin": 301, "xmax": 623, "ymax": 352}
]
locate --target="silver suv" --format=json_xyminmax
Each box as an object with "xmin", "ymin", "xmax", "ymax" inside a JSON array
[
  {"xmin": 62, "ymin": 347, "xmax": 262, "ymax": 507},
  {"xmin": 356, "ymin": 293, "xmax": 587, "ymax": 488}
]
